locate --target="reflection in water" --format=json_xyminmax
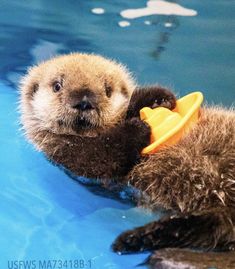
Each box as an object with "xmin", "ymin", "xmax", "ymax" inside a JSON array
[
  {"xmin": 0, "ymin": 0, "xmax": 234, "ymax": 103},
  {"xmin": 0, "ymin": 0, "xmax": 96, "ymax": 87},
  {"xmin": 151, "ymin": 16, "xmax": 179, "ymax": 59},
  {"xmin": 0, "ymin": 24, "xmax": 93, "ymax": 87},
  {"xmin": 118, "ymin": 0, "xmax": 193, "ymax": 60}
]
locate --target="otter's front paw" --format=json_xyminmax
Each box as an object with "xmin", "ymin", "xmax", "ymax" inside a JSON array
[
  {"xmin": 126, "ymin": 86, "xmax": 176, "ymax": 119},
  {"xmin": 144, "ymin": 86, "xmax": 176, "ymax": 110},
  {"xmin": 112, "ymin": 229, "xmax": 145, "ymax": 254},
  {"xmin": 125, "ymin": 118, "xmax": 151, "ymax": 149}
]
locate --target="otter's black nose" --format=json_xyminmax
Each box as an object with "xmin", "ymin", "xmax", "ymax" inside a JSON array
[
  {"xmin": 71, "ymin": 96, "xmax": 93, "ymax": 111},
  {"xmin": 68, "ymin": 89, "xmax": 95, "ymax": 111}
]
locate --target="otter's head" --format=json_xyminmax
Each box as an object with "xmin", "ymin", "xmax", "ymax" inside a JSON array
[{"xmin": 20, "ymin": 53, "xmax": 136, "ymax": 142}]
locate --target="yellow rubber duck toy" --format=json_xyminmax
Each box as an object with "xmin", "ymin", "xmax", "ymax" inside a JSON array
[{"xmin": 140, "ymin": 92, "xmax": 204, "ymax": 155}]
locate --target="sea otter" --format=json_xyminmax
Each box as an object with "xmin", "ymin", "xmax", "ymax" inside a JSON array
[
  {"xmin": 20, "ymin": 53, "xmax": 235, "ymax": 269},
  {"xmin": 20, "ymin": 53, "xmax": 176, "ymax": 180}
]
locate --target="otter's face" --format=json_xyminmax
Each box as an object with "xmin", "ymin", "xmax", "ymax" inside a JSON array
[{"xmin": 20, "ymin": 54, "xmax": 136, "ymax": 138}]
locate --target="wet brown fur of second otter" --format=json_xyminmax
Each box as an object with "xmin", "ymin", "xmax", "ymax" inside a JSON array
[{"xmin": 20, "ymin": 53, "xmax": 235, "ymax": 269}]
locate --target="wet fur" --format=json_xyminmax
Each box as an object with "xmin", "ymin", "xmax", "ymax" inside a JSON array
[
  {"xmin": 112, "ymin": 106, "xmax": 235, "ymax": 268},
  {"xmin": 147, "ymin": 248, "xmax": 235, "ymax": 269},
  {"xmin": 20, "ymin": 54, "xmax": 235, "ymax": 269}
]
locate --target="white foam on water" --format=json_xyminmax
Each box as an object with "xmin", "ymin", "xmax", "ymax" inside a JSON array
[
  {"xmin": 91, "ymin": 8, "xmax": 105, "ymax": 14},
  {"xmin": 144, "ymin": 20, "xmax": 152, "ymax": 25},
  {"xmin": 118, "ymin": 21, "xmax": 131, "ymax": 27},
  {"xmin": 121, "ymin": 0, "xmax": 197, "ymax": 19},
  {"xmin": 164, "ymin": 22, "xmax": 173, "ymax": 27}
]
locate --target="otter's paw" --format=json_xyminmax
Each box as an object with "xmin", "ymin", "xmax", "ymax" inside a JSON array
[
  {"xmin": 112, "ymin": 229, "xmax": 145, "ymax": 254},
  {"xmin": 146, "ymin": 87, "xmax": 176, "ymax": 110},
  {"xmin": 125, "ymin": 118, "xmax": 151, "ymax": 149},
  {"xmin": 126, "ymin": 86, "xmax": 176, "ymax": 119},
  {"xmin": 112, "ymin": 220, "xmax": 164, "ymax": 254}
]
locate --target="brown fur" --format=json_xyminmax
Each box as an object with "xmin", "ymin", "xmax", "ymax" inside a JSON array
[
  {"xmin": 20, "ymin": 53, "xmax": 175, "ymax": 180},
  {"xmin": 112, "ymin": 108, "xmax": 235, "ymax": 268},
  {"xmin": 20, "ymin": 53, "xmax": 235, "ymax": 269},
  {"xmin": 129, "ymin": 107, "xmax": 235, "ymax": 213},
  {"xmin": 147, "ymin": 248, "xmax": 235, "ymax": 269}
]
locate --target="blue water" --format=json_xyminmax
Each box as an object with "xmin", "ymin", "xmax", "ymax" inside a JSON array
[{"xmin": 0, "ymin": 0, "xmax": 234, "ymax": 268}]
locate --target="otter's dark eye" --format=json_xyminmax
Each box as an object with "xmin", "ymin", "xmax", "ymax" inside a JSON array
[
  {"xmin": 53, "ymin": 82, "xmax": 62, "ymax": 93},
  {"xmin": 105, "ymin": 82, "xmax": 112, "ymax": 98}
]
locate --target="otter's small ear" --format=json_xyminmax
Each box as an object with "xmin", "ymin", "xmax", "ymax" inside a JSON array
[
  {"xmin": 105, "ymin": 81, "xmax": 113, "ymax": 98},
  {"xmin": 27, "ymin": 82, "xmax": 39, "ymax": 98},
  {"xmin": 121, "ymin": 85, "xmax": 129, "ymax": 98}
]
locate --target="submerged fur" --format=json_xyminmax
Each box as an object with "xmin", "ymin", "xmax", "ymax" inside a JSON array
[{"xmin": 20, "ymin": 53, "xmax": 235, "ymax": 269}]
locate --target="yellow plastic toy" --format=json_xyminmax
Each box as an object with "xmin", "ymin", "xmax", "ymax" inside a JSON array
[{"xmin": 140, "ymin": 92, "xmax": 203, "ymax": 155}]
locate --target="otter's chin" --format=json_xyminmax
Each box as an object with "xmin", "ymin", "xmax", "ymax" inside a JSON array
[{"xmin": 71, "ymin": 116, "xmax": 94, "ymax": 132}]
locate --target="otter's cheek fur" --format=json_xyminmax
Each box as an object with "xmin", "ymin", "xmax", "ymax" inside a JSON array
[
  {"xmin": 104, "ymin": 92, "xmax": 130, "ymax": 124},
  {"xmin": 31, "ymin": 88, "xmax": 57, "ymax": 121},
  {"xmin": 112, "ymin": 92, "xmax": 129, "ymax": 112}
]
